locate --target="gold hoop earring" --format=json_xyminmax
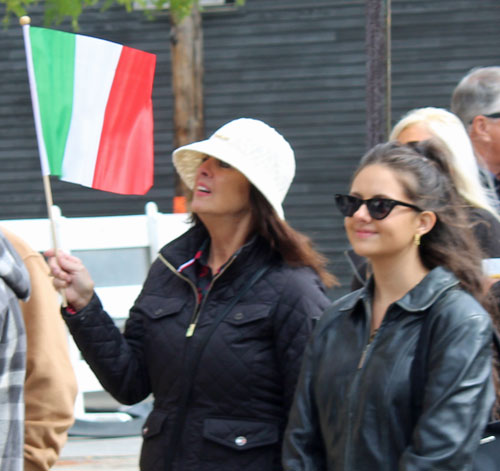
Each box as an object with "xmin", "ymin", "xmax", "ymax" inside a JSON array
[{"xmin": 414, "ymin": 233, "xmax": 421, "ymax": 246}]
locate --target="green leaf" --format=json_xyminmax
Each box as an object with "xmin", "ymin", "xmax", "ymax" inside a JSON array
[
  {"xmin": 1, "ymin": 0, "xmax": 32, "ymax": 27},
  {"xmin": 0, "ymin": 0, "xmax": 243, "ymax": 30}
]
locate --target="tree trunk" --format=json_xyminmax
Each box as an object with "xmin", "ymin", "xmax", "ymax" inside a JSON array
[
  {"xmin": 365, "ymin": 0, "xmax": 390, "ymax": 149},
  {"xmin": 170, "ymin": 3, "xmax": 205, "ymax": 205}
]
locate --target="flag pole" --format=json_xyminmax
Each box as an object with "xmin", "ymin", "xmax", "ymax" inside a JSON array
[
  {"xmin": 20, "ymin": 15, "xmax": 67, "ymax": 306},
  {"xmin": 42, "ymin": 175, "xmax": 61, "ymax": 257}
]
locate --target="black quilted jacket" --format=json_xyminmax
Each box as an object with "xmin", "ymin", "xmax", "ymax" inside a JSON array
[{"xmin": 63, "ymin": 224, "xmax": 331, "ymax": 471}]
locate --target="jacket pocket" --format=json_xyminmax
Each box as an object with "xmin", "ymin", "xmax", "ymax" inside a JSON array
[
  {"xmin": 139, "ymin": 409, "xmax": 170, "ymax": 470},
  {"xmin": 199, "ymin": 417, "xmax": 279, "ymax": 471},
  {"xmin": 223, "ymin": 303, "xmax": 273, "ymax": 327},
  {"xmin": 141, "ymin": 295, "xmax": 186, "ymax": 320}
]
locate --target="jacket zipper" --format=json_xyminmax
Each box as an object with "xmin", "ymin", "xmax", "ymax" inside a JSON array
[
  {"xmin": 357, "ymin": 328, "xmax": 379, "ymax": 369},
  {"xmin": 185, "ymin": 255, "xmax": 236, "ymax": 337},
  {"xmin": 343, "ymin": 278, "xmax": 459, "ymax": 470},
  {"xmin": 345, "ymin": 303, "xmax": 385, "ymax": 470},
  {"xmin": 157, "ymin": 251, "xmax": 237, "ymax": 470},
  {"xmin": 158, "ymin": 252, "xmax": 237, "ymax": 337}
]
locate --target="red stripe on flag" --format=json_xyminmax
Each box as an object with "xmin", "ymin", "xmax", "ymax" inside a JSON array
[{"xmin": 92, "ymin": 46, "xmax": 156, "ymax": 195}]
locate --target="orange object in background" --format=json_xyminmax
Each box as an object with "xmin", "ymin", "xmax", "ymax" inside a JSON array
[{"xmin": 173, "ymin": 196, "xmax": 187, "ymax": 213}]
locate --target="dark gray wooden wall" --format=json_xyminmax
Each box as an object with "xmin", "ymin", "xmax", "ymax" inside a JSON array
[{"xmin": 0, "ymin": 0, "xmax": 499, "ymax": 297}]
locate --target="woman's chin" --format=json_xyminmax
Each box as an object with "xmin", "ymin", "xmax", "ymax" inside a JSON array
[{"xmin": 349, "ymin": 240, "xmax": 376, "ymax": 258}]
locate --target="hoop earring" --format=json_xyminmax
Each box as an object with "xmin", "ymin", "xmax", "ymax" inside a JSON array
[{"xmin": 414, "ymin": 233, "xmax": 421, "ymax": 246}]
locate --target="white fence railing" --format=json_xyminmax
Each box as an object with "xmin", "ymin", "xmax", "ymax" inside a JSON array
[{"xmin": 0, "ymin": 202, "xmax": 191, "ymax": 422}]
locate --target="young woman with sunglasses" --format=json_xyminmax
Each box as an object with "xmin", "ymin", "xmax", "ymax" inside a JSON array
[
  {"xmin": 282, "ymin": 140, "xmax": 495, "ymax": 470},
  {"xmin": 348, "ymin": 107, "xmax": 500, "ymax": 292}
]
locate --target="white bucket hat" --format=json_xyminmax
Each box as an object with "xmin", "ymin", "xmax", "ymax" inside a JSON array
[{"xmin": 172, "ymin": 118, "xmax": 296, "ymax": 219}]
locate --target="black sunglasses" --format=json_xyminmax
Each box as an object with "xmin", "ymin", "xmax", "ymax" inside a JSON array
[{"xmin": 335, "ymin": 194, "xmax": 422, "ymax": 220}]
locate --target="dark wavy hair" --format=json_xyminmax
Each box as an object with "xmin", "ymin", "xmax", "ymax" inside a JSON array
[
  {"xmin": 249, "ymin": 187, "xmax": 337, "ymax": 288},
  {"xmin": 355, "ymin": 139, "xmax": 488, "ymax": 305},
  {"xmin": 191, "ymin": 186, "xmax": 337, "ymax": 288}
]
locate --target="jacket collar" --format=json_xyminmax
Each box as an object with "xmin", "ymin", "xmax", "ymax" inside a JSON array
[
  {"xmin": 339, "ymin": 266, "xmax": 459, "ymax": 313},
  {"xmin": 160, "ymin": 223, "xmax": 209, "ymax": 269},
  {"xmin": 160, "ymin": 223, "xmax": 276, "ymax": 284}
]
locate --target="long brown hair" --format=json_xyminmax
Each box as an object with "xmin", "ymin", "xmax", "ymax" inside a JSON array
[{"xmin": 249, "ymin": 187, "xmax": 337, "ymax": 288}]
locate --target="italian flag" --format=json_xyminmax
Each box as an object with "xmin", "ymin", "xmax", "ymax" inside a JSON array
[{"xmin": 23, "ymin": 26, "xmax": 156, "ymax": 195}]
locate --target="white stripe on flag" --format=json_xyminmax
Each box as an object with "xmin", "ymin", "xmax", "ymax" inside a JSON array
[{"xmin": 61, "ymin": 35, "xmax": 122, "ymax": 187}]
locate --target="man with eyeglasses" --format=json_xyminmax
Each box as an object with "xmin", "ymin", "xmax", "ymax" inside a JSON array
[{"xmin": 451, "ymin": 66, "xmax": 500, "ymax": 207}]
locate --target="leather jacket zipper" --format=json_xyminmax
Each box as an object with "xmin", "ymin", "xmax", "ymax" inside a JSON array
[
  {"xmin": 345, "ymin": 302, "xmax": 384, "ymax": 470},
  {"xmin": 357, "ymin": 328, "xmax": 379, "ymax": 369}
]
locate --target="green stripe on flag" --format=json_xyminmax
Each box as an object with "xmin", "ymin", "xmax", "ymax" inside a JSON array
[{"xmin": 30, "ymin": 27, "xmax": 75, "ymax": 176}]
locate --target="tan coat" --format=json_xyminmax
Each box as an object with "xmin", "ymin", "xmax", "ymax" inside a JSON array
[{"xmin": 3, "ymin": 228, "xmax": 78, "ymax": 471}]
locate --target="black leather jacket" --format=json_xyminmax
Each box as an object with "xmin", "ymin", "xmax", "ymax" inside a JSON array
[
  {"xmin": 64, "ymin": 224, "xmax": 330, "ymax": 471},
  {"xmin": 283, "ymin": 267, "xmax": 494, "ymax": 471}
]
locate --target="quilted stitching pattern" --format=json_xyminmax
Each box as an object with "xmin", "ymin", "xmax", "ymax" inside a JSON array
[{"xmin": 64, "ymin": 227, "xmax": 331, "ymax": 471}]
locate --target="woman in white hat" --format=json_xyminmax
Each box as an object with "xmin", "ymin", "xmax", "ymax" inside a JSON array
[{"xmin": 46, "ymin": 118, "xmax": 335, "ymax": 471}]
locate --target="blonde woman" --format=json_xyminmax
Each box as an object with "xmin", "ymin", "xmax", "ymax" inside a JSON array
[
  {"xmin": 392, "ymin": 106, "xmax": 500, "ymax": 264},
  {"xmin": 390, "ymin": 106, "xmax": 499, "ymax": 217}
]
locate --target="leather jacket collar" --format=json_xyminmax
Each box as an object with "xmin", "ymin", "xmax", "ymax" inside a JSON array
[{"xmin": 339, "ymin": 266, "xmax": 460, "ymax": 313}]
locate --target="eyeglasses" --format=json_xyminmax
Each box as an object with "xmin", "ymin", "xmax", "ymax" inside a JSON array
[
  {"xmin": 484, "ymin": 112, "xmax": 500, "ymax": 119},
  {"xmin": 334, "ymin": 194, "xmax": 422, "ymax": 220},
  {"xmin": 469, "ymin": 112, "xmax": 500, "ymax": 124}
]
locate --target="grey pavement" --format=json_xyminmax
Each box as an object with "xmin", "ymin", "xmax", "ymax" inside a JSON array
[
  {"xmin": 54, "ymin": 435, "xmax": 142, "ymax": 470},
  {"xmin": 52, "ymin": 391, "xmax": 147, "ymax": 470}
]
